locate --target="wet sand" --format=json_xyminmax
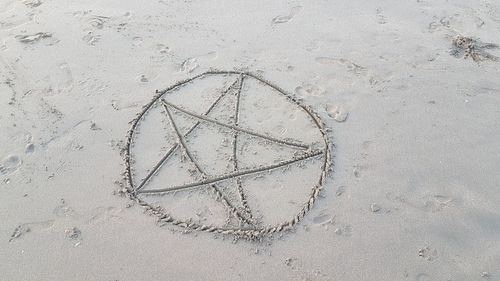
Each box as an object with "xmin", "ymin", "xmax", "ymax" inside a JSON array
[{"xmin": 1, "ymin": 0, "xmax": 500, "ymax": 280}]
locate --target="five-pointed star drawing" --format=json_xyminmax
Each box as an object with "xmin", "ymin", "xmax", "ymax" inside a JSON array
[{"xmin": 130, "ymin": 72, "xmax": 326, "ymax": 227}]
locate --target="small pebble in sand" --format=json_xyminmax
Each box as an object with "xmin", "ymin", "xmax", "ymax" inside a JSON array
[
  {"xmin": 481, "ymin": 272, "xmax": 489, "ymax": 278},
  {"xmin": 370, "ymin": 203, "xmax": 381, "ymax": 213}
]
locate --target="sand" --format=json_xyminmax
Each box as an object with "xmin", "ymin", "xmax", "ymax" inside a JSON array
[{"xmin": 1, "ymin": 0, "xmax": 500, "ymax": 280}]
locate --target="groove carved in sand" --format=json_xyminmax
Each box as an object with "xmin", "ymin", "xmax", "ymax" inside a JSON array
[{"xmin": 123, "ymin": 70, "xmax": 333, "ymax": 239}]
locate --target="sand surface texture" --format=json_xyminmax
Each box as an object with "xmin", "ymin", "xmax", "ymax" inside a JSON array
[{"xmin": 1, "ymin": 0, "xmax": 500, "ymax": 280}]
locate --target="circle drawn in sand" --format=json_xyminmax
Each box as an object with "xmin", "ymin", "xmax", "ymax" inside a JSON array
[{"xmin": 124, "ymin": 70, "xmax": 332, "ymax": 239}]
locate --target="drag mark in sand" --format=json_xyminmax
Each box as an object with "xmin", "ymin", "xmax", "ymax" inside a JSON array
[
  {"xmin": 231, "ymin": 74, "xmax": 253, "ymax": 219},
  {"xmin": 134, "ymin": 78, "xmax": 239, "ymax": 192},
  {"xmin": 162, "ymin": 98, "xmax": 254, "ymax": 225},
  {"xmin": 137, "ymin": 149, "xmax": 324, "ymax": 194},
  {"xmin": 160, "ymin": 99, "xmax": 310, "ymax": 149}
]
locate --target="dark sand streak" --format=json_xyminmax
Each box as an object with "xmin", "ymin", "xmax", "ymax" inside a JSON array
[
  {"xmin": 138, "ymin": 149, "xmax": 323, "ymax": 194},
  {"xmin": 134, "ymin": 78, "xmax": 239, "ymax": 192},
  {"xmin": 163, "ymin": 102, "xmax": 254, "ymax": 225},
  {"xmin": 161, "ymin": 99, "xmax": 310, "ymax": 150}
]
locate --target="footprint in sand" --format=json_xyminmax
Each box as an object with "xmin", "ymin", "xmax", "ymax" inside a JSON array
[
  {"xmin": 9, "ymin": 220, "xmax": 55, "ymax": 242},
  {"xmin": 71, "ymin": 11, "xmax": 108, "ymax": 30},
  {"xmin": 385, "ymin": 192, "xmax": 453, "ymax": 213},
  {"xmin": 150, "ymin": 43, "xmax": 172, "ymax": 62},
  {"xmin": 87, "ymin": 206, "xmax": 123, "ymax": 224},
  {"xmin": 110, "ymin": 99, "xmax": 139, "ymax": 111},
  {"xmin": 25, "ymin": 143, "xmax": 35, "ymax": 154},
  {"xmin": 0, "ymin": 0, "xmax": 15, "ymax": 12},
  {"xmin": 295, "ymin": 83, "xmax": 326, "ymax": 97},
  {"xmin": 87, "ymin": 15, "xmax": 109, "ymax": 30},
  {"xmin": 376, "ymin": 7, "xmax": 386, "ymax": 24},
  {"xmin": 421, "ymin": 194, "xmax": 452, "ymax": 213},
  {"xmin": 58, "ymin": 63, "xmax": 74, "ymax": 89},
  {"xmin": 305, "ymin": 42, "xmax": 320, "ymax": 52},
  {"xmin": 16, "ymin": 32, "xmax": 52, "ymax": 43},
  {"xmin": 0, "ymin": 1, "xmax": 36, "ymax": 31},
  {"xmin": 46, "ymin": 62, "xmax": 74, "ymax": 94},
  {"xmin": 0, "ymin": 154, "xmax": 22, "ymax": 176},
  {"xmin": 310, "ymin": 210, "xmax": 353, "ymax": 235},
  {"xmin": 315, "ymin": 57, "xmax": 366, "ymax": 76},
  {"xmin": 336, "ymin": 185, "xmax": 346, "ymax": 196},
  {"xmin": 178, "ymin": 51, "xmax": 217, "ymax": 73},
  {"xmin": 16, "ymin": 32, "xmax": 59, "ymax": 46},
  {"xmin": 23, "ymin": 0, "xmax": 42, "ymax": 8},
  {"xmin": 334, "ymin": 223, "xmax": 352, "ymax": 236},
  {"xmin": 271, "ymin": 6, "xmax": 302, "ymax": 24},
  {"xmin": 132, "ymin": 36, "xmax": 143, "ymax": 46},
  {"xmin": 82, "ymin": 31, "xmax": 101, "ymax": 46},
  {"xmin": 179, "ymin": 57, "xmax": 198, "ymax": 73},
  {"xmin": 428, "ymin": 13, "xmax": 485, "ymax": 33},
  {"xmin": 312, "ymin": 210, "xmax": 334, "ymax": 225},
  {"xmin": 53, "ymin": 199, "xmax": 79, "ymax": 218},
  {"xmin": 325, "ymin": 104, "xmax": 349, "ymax": 123},
  {"xmin": 415, "ymin": 273, "xmax": 432, "ymax": 281}
]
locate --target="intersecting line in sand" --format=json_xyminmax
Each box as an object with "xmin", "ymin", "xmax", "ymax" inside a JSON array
[
  {"xmin": 134, "ymin": 74, "xmax": 323, "ymax": 225},
  {"xmin": 161, "ymin": 76, "xmax": 254, "ymax": 225},
  {"xmin": 125, "ymin": 70, "xmax": 332, "ymax": 237}
]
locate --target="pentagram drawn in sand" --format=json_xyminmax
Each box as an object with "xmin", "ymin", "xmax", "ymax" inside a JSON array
[{"xmin": 124, "ymin": 70, "xmax": 332, "ymax": 239}]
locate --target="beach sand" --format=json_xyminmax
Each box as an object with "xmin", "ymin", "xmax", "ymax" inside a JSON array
[{"xmin": 1, "ymin": 0, "xmax": 500, "ymax": 280}]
